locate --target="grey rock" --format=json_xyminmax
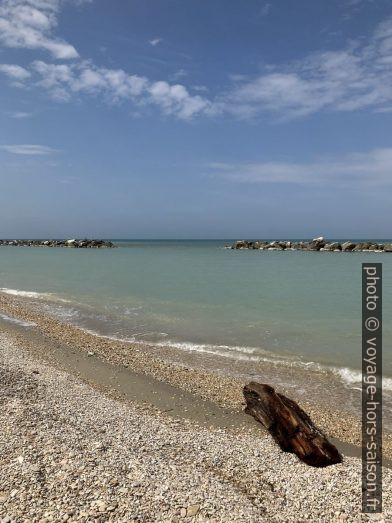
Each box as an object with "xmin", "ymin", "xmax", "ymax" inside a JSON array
[{"xmin": 341, "ymin": 242, "xmax": 356, "ymax": 251}]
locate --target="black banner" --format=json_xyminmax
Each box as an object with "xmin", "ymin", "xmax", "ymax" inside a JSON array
[{"xmin": 362, "ymin": 263, "xmax": 382, "ymax": 513}]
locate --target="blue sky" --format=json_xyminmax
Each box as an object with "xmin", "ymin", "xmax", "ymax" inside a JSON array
[{"xmin": 1, "ymin": 0, "xmax": 392, "ymax": 238}]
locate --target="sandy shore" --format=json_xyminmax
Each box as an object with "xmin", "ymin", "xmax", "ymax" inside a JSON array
[{"xmin": 1, "ymin": 330, "xmax": 391, "ymax": 522}]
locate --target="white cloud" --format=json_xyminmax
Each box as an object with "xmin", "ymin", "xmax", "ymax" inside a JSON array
[
  {"xmin": 170, "ymin": 68, "xmax": 188, "ymax": 81},
  {"xmin": 30, "ymin": 60, "xmax": 212, "ymax": 119},
  {"xmin": 208, "ymin": 148, "xmax": 392, "ymax": 186},
  {"xmin": 0, "ymin": 144, "xmax": 59, "ymax": 155},
  {"xmin": 0, "ymin": 63, "xmax": 30, "ymax": 79},
  {"xmin": 192, "ymin": 85, "xmax": 208, "ymax": 92},
  {"xmin": 2, "ymin": 1, "xmax": 392, "ymax": 122},
  {"xmin": 0, "ymin": 0, "xmax": 79, "ymax": 59},
  {"xmin": 147, "ymin": 80, "xmax": 210, "ymax": 119},
  {"xmin": 149, "ymin": 38, "xmax": 162, "ymax": 46},
  {"xmin": 8, "ymin": 111, "xmax": 32, "ymax": 118},
  {"xmin": 227, "ymin": 18, "xmax": 392, "ymax": 118}
]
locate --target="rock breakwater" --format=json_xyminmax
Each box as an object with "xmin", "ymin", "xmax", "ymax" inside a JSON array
[
  {"xmin": 0, "ymin": 239, "xmax": 115, "ymax": 248},
  {"xmin": 228, "ymin": 237, "xmax": 392, "ymax": 252}
]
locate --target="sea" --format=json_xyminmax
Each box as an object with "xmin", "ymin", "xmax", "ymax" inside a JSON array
[{"xmin": 0, "ymin": 239, "xmax": 390, "ymax": 425}]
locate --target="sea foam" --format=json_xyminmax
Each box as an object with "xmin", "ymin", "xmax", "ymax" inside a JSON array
[
  {"xmin": 0, "ymin": 288, "xmax": 70, "ymax": 303},
  {"xmin": 0, "ymin": 312, "xmax": 36, "ymax": 327}
]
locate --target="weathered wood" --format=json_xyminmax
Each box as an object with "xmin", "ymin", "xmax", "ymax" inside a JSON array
[{"xmin": 243, "ymin": 382, "xmax": 343, "ymax": 467}]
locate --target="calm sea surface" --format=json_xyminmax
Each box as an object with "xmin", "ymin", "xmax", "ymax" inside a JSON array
[{"xmin": 0, "ymin": 239, "xmax": 391, "ymax": 410}]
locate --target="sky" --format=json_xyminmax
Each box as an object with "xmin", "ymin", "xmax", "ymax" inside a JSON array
[{"xmin": 1, "ymin": 0, "xmax": 392, "ymax": 238}]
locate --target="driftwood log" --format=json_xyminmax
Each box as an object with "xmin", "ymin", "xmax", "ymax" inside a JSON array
[{"xmin": 243, "ymin": 382, "xmax": 342, "ymax": 467}]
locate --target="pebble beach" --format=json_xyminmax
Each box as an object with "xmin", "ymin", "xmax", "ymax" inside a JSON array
[
  {"xmin": 0, "ymin": 291, "xmax": 391, "ymax": 521},
  {"xmin": 0, "ymin": 331, "xmax": 391, "ymax": 523}
]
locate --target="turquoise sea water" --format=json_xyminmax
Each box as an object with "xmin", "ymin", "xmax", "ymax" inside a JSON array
[{"xmin": 0, "ymin": 240, "xmax": 391, "ymax": 401}]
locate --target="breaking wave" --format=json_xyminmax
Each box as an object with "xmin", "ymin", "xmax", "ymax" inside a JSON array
[
  {"xmin": 0, "ymin": 312, "xmax": 36, "ymax": 327},
  {"xmin": 0, "ymin": 288, "xmax": 70, "ymax": 303}
]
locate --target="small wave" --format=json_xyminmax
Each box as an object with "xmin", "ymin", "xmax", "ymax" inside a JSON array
[
  {"xmin": 75, "ymin": 327, "xmax": 303, "ymax": 364},
  {"xmin": 0, "ymin": 288, "xmax": 51, "ymax": 299},
  {"xmin": 40, "ymin": 303, "xmax": 81, "ymax": 321},
  {"xmin": 0, "ymin": 287, "xmax": 70, "ymax": 303},
  {"xmin": 335, "ymin": 367, "xmax": 362, "ymax": 384},
  {"xmin": 0, "ymin": 312, "xmax": 36, "ymax": 327},
  {"xmin": 76, "ymin": 326, "xmax": 392, "ymax": 393},
  {"xmin": 335, "ymin": 366, "xmax": 392, "ymax": 392},
  {"xmin": 153, "ymin": 339, "xmax": 258, "ymax": 356},
  {"xmin": 104, "ymin": 304, "xmax": 143, "ymax": 316}
]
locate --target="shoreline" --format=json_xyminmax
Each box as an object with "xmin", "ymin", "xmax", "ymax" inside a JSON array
[
  {"xmin": 1, "ymin": 294, "xmax": 392, "ymax": 520},
  {"xmin": 2, "ymin": 333, "xmax": 391, "ymax": 521},
  {"xmin": 0, "ymin": 319, "xmax": 374, "ymax": 464},
  {"xmin": 1, "ymin": 291, "xmax": 392, "ymax": 458}
]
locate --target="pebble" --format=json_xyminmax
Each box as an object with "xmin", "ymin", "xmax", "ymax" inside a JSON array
[{"xmin": 187, "ymin": 504, "xmax": 200, "ymax": 517}]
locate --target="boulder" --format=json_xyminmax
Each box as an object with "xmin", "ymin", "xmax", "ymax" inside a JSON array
[
  {"xmin": 306, "ymin": 240, "xmax": 325, "ymax": 251},
  {"xmin": 234, "ymin": 240, "xmax": 247, "ymax": 249},
  {"xmin": 325, "ymin": 242, "xmax": 341, "ymax": 251},
  {"xmin": 341, "ymin": 241, "xmax": 356, "ymax": 251},
  {"xmin": 384, "ymin": 244, "xmax": 392, "ymax": 252}
]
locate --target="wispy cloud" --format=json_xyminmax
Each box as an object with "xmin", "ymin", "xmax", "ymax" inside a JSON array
[
  {"xmin": 0, "ymin": 2, "xmax": 212, "ymax": 119},
  {"xmin": 149, "ymin": 37, "xmax": 163, "ymax": 47},
  {"xmin": 208, "ymin": 148, "xmax": 392, "ymax": 187},
  {"xmin": 0, "ymin": 0, "xmax": 81, "ymax": 59},
  {"xmin": 7, "ymin": 111, "xmax": 32, "ymax": 119},
  {"xmin": 259, "ymin": 3, "xmax": 271, "ymax": 17},
  {"xmin": 0, "ymin": 63, "xmax": 30, "ymax": 79},
  {"xmin": 170, "ymin": 69, "xmax": 188, "ymax": 81},
  {"xmin": 0, "ymin": 144, "xmax": 59, "ymax": 155},
  {"xmin": 226, "ymin": 17, "xmax": 392, "ymax": 118},
  {"xmin": 2, "ymin": 1, "xmax": 392, "ymax": 122},
  {"xmin": 31, "ymin": 60, "xmax": 214, "ymax": 119}
]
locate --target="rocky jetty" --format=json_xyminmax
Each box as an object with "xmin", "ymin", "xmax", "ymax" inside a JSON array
[
  {"xmin": 0, "ymin": 239, "xmax": 115, "ymax": 248},
  {"xmin": 228, "ymin": 237, "xmax": 392, "ymax": 252}
]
